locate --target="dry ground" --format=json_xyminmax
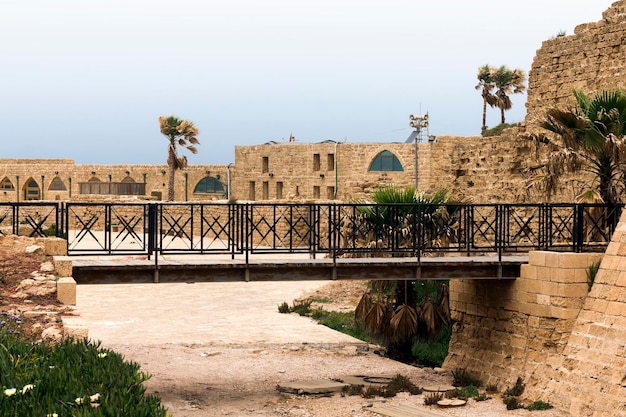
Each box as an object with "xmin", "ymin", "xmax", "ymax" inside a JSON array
[{"xmin": 1, "ymin": 243, "xmax": 571, "ymax": 417}]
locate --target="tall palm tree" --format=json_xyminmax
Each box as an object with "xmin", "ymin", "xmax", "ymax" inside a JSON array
[
  {"xmin": 531, "ymin": 89, "xmax": 626, "ymax": 204},
  {"xmin": 475, "ymin": 65, "xmax": 497, "ymax": 135},
  {"xmin": 158, "ymin": 115, "xmax": 200, "ymax": 201},
  {"xmin": 492, "ymin": 66, "xmax": 526, "ymax": 124}
]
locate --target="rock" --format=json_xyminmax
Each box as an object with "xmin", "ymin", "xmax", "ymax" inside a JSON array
[
  {"xmin": 39, "ymin": 262, "xmax": 55, "ymax": 272},
  {"xmin": 17, "ymin": 278, "xmax": 35, "ymax": 289},
  {"xmin": 25, "ymin": 245, "xmax": 43, "ymax": 254},
  {"xmin": 41, "ymin": 326, "xmax": 63, "ymax": 342}
]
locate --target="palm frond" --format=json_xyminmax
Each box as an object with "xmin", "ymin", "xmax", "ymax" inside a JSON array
[
  {"xmin": 390, "ymin": 304, "xmax": 418, "ymax": 341},
  {"xmin": 354, "ymin": 293, "xmax": 373, "ymax": 323}
]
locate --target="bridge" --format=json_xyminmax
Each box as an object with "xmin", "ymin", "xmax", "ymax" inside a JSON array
[{"xmin": 3, "ymin": 201, "xmax": 618, "ymax": 283}]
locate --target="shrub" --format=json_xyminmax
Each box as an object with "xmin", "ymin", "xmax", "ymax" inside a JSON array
[
  {"xmin": 446, "ymin": 385, "xmax": 478, "ymax": 400},
  {"xmin": 526, "ymin": 400, "xmax": 554, "ymax": 410},
  {"xmin": 277, "ymin": 302, "xmax": 290, "ymax": 314},
  {"xmin": 451, "ymin": 368, "xmax": 482, "ymax": 387},
  {"xmin": 412, "ymin": 326, "xmax": 451, "ymax": 367},
  {"xmin": 0, "ymin": 319, "xmax": 167, "ymax": 417},
  {"xmin": 483, "ymin": 123, "xmax": 519, "ymax": 137},
  {"xmin": 424, "ymin": 392, "xmax": 443, "ymax": 405}
]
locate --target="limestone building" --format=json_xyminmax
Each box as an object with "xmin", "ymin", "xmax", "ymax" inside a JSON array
[{"xmin": 2, "ymin": 2, "xmax": 626, "ymax": 205}]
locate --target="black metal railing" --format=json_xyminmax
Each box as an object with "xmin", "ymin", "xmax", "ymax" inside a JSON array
[{"xmin": 2, "ymin": 202, "xmax": 621, "ymax": 258}]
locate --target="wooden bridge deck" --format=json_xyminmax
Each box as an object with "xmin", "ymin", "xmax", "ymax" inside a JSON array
[{"xmin": 70, "ymin": 255, "xmax": 529, "ymax": 284}]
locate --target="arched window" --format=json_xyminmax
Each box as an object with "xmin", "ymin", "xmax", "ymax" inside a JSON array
[
  {"xmin": 0, "ymin": 177, "xmax": 14, "ymax": 190},
  {"xmin": 194, "ymin": 176, "xmax": 225, "ymax": 194},
  {"xmin": 368, "ymin": 150, "xmax": 404, "ymax": 172},
  {"xmin": 49, "ymin": 176, "xmax": 67, "ymax": 191},
  {"xmin": 88, "ymin": 177, "xmax": 101, "ymax": 182},
  {"xmin": 121, "ymin": 176, "xmax": 135, "ymax": 183},
  {"xmin": 24, "ymin": 178, "xmax": 40, "ymax": 200}
]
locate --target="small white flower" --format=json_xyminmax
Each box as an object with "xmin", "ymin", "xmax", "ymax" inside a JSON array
[
  {"xmin": 75, "ymin": 397, "xmax": 84, "ymax": 405},
  {"xmin": 98, "ymin": 352, "xmax": 108, "ymax": 359},
  {"xmin": 21, "ymin": 384, "xmax": 35, "ymax": 394},
  {"xmin": 3, "ymin": 388, "xmax": 16, "ymax": 397},
  {"xmin": 90, "ymin": 392, "xmax": 101, "ymax": 402},
  {"xmin": 46, "ymin": 414, "xmax": 58, "ymax": 417}
]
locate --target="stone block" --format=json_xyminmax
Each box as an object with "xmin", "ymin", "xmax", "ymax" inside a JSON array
[
  {"xmin": 519, "ymin": 264, "xmax": 537, "ymax": 280},
  {"xmin": 53, "ymin": 256, "xmax": 72, "ymax": 278},
  {"xmin": 35, "ymin": 237, "xmax": 67, "ymax": 256},
  {"xmin": 528, "ymin": 251, "xmax": 548, "ymax": 267},
  {"xmin": 57, "ymin": 277, "xmax": 76, "ymax": 305},
  {"xmin": 62, "ymin": 316, "xmax": 88, "ymax": 339}
]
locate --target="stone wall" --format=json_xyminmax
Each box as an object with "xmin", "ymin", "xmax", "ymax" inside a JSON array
[
  {"xmin": 526, "ymin": 212, "xmax": 626, "ymax": 416},
  {"xmin": 0, "ymin": 159, "xmax": 230, "ymax": 203},
  {"xmin": 444, "ymin": 251, "xmax": 602, "ymax": 394},
  {"xmin": 526, "ymin": 1, "xmax": 626, "ymax": 123},
  {"xmin": 444, "ymin": 208, "xmax": 626, "ymax": 416}
]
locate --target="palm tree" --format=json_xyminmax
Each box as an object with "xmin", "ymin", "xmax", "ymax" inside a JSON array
[
  {"xmin": 475, "ymin": 65, "xmax": 497, "ymax": 135},
  {"xmin": 492, "ymin": 66, "xmax": 526, "ymax": 124},
  {"xmin": 530, "ymin": 89, "xmax": 626, "ymax": 204},
  {"xmin": 158, "ymin": 115, "xmax": 200, "ymax": 201}
]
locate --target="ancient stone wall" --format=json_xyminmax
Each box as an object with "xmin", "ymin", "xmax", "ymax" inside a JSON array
[
  {"xmin": 0, "ymin": 159, "xmax": 230, "ymax": 203},
  {"xmin": 444, "ymin": 207, "xmax": 626, "ymax": 417},
  {"xmin": 444, "ymin": 251, "xmax": 602, "ymax": 393},
  {"xmin": 526, "ymin": 1, "xmax": 626, "ymax": 123}
]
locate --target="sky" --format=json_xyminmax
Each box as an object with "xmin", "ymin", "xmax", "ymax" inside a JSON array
[{"xmin": 0, "ymin": 0, "xmax": 615, "ymax": 165}]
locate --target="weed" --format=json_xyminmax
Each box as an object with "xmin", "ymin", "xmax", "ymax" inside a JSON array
[
  {"xmin": 341, "ymin": 384, "xmax": 364, "ymax": 397},
  {"xmin": 290, "ymin": 299, "xmax": 312, "ymax": 316},
  {"xmin": 411, "ymin": 326, "xmax": 451, "ymax": 367},
  {"xmin": 475, "ymin": 393, "xmax": 489, "ymax": 401},
  {"xmin": 386, "ymin": 374, "xmax": 423, "ymax": 396},
  {"xmin": 451, "ymin": 368, "xmax": 482, "ymax": 387},
  {"xmin": 277, "ymin": 302, "xmax": 290, "ymax": 314},
  {"xmin": 526, "ymin": 400, "xmax": 554, "ymax": 410},
  {"xmin": 446, "ymin": 385, "xmax": 478, "ymax": 400},
  {"xmin": 587, "ymin": 260, "xmax": 601, "ymax": 291},
  {"xmin": 424, "ymin": 392, "xmax": 443, "ymax": 405}
]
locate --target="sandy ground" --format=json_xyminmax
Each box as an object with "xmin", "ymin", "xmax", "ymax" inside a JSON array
[{"xmin": 76, "ymin": 280, "xmax": 571, "ymax": 417}]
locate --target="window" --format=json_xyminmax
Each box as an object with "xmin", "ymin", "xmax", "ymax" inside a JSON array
[
  {"xmin": 262, "ymin": 156, "xmax": 269, "ymax": 173},
  {"xmin": 276, "ymin": 182, "xmax": 283, "ymax": 199},
  {"xmin": 48, "ymin": 177, "xmax": 67, "ymax": 191},
  {"xmin": 25, "ymin": 179, "xmax": 40, "ymax": 200},
  {"xmin": 327, "ymin": 154, "xmax": 335, "ymax": 171},
  {"xmin": 262, "ymin": 181, "xmax": 269, "ymax": 200},
  {"xmin": 193, "ymin": 176, "xmax": 225, "ymax": 194},
  {"xmin": 249, "ymin": 181, "xmax": 256, "ymax": 200},
  {"xmin": 327, "ymin": 186, "xmax": 335, "ymax": 199},
  {"xmin": 313, "ymin": 154, "xmax": 320, "ymax": 171},
  {"xmin": 313, "ymin": 186, "xmax": 320, "ymax": 199},
  {"xmin": 1, "ymin": 177, "xmax": 14, "ymax": 190},
  {"xmin": 368, "ymin": 150, "xmax": 404, "ymax": 172}
]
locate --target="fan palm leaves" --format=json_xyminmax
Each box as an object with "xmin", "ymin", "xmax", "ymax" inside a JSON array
[
  {"xmin": 492, "ymin": 66, "xmax": 526, "ymax": 125},
  {"xmin": 530, "ymin": 89, "xmax": 626, "ymax": 203},
  {"xmin": 158, "ymin": 115, "xmax": 201, "ymax": 201}
]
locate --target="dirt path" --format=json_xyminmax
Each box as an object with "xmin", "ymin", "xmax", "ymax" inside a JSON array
[{"xmin": 76, "ymin": 281, "xmax": 569, "ymax": 417}]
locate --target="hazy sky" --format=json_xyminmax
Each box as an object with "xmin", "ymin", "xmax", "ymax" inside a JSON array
[{"xmin": 0, "ymin": 1, "xmax": 614, "ymax": 165}]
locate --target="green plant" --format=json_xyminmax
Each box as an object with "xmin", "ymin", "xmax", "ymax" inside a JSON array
[
  {"xmin": 424, "ymin": 392, "xmax": 443, "ymax": 405},
  {"xmin": 526, "ymin": 400, "xmax": 554, "ymax": 410},
  {"xmin": 411, "ymin": 326, "xmax": 451, "ymax": 367},
  {"xmin": 452, "ymin": 368, "xmax": 482, "ymax": 388},
  {"xmin": 385, "ymin": 374, "xmax": 422, "ymax": 396},
  {"xmin": 446, "ymin": 385, "xmax": 479, "ymax": 400},
  {"xmin": 587, "ymin": 260, "xmax": 601, "ymax": 291},
  {"xmin": 483, "ymin": 122, "xmax": 519, "ymax": 137},
  {"xmin": 0, "ymin": 325, "xmax": 167, "ymax": 416},
  {"xmin": 341, "ymin": 384, "xmax": 364, "ymax": 397},
  {"xmin": 277, "ymin": 302, "xmax": 290, "ymax": 314}
]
